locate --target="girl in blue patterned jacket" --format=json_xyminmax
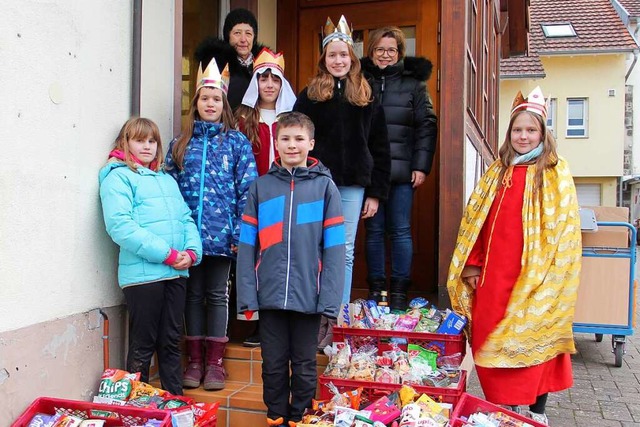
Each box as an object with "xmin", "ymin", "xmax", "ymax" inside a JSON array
[
  {"xmin": 99, "ymin": 117, "xmax": 202, "ymax": 396},
  {"xmin": 166, "ymin": 58, "xmax": 257, "ymax": 391}
]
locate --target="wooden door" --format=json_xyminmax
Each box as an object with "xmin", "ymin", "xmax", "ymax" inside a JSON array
[{"xmin": 278, "ymin": 0, "xmax": 440, "ymax": 300}]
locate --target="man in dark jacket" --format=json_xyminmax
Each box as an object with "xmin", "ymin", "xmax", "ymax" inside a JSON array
[
  {"xmin": 195, "ymin": 8, "xmax": 267, "ymax": 109},
  {"xmin": 361, "ymin": 26, "xmax": 438, "ymax": 312}
]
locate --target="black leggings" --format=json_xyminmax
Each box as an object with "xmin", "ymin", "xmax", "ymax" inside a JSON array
[{"xmin": 530, "ymin": 393, "xmax": 548, "ymax": 414}]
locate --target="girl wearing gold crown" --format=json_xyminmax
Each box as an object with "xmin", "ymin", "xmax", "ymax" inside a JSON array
[
  {"xmin": 165, "ymin": 58, "xmax": 257, "ymax": 391},
  {"xmin": 294, "ymin": 16, "xmax": 391, "ymax": 329},
  {"xmin": 447, "ymin": 87, "xmax": 582, "ymax": 424}
]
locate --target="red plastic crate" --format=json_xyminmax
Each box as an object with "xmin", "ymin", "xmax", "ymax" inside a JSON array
[
  {"xmin": 318, "ymin": 370, "xmax": 467, "ymax": 408},
  {"xmin": 332, "ymin": 326, "xmax": 466, "ymax": 362},
  {"xmin": 12, "ymin": 397, "xmax": 172, "ymax": 427},
  {"xmin": 449, "ymin": 393, "xmax": 546, "ymax": 427}
]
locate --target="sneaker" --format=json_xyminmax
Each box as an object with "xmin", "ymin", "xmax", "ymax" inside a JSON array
[
  {"xmin": 524, "ymin": 410, "xmax": 549, "ymax": 425},
  {"xmin": 243, "ymin": 333, "xmax": 260, "ymax": 347},
  {"xmin": 266, "ymin": 417, "xmax": 284, "ymax": 426}
]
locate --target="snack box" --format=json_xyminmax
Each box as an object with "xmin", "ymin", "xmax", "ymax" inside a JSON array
[
  {"xmin": 435, "ymin": 311, "xmax": 467, "ymax": 335},
  {"xmin": 318, "ymin": 370, "xmax": 467, "ymax": 408},
  {"xmin": 449, "ymin": 393, "xmax": 546, "ymax": 427},
  {"xmin": 332, "ymin": 327, "xmax": 466, "ymax": 360},
  {"xmin": 12, "ymin": 397, "xmax": 171, "ymax": 427}
]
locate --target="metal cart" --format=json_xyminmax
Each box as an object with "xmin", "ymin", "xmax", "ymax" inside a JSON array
[{"xmin": 573, "ymin": 221, "xmax": 637, "ymax": 367}]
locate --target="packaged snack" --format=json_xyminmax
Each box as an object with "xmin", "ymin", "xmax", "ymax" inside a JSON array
[
  {"xmin": 129, "ymin": 381, "xmax": 167, "ymax": 400},
  {"xmin": 192, "ymin": 401, "xmax": 220, "ymax": 427},
  {"xmin": 27, "ymin": 414, "xmax": 54, "ymax": 427},
  {"xmin": 338, "ymin": 303, "xmax": 351, "ymax": 327},
  {"xmin": 171, "ymin": 406, "xmax": 195, "ymax": 427},
  {"xmin": 97, "ymin": 368, "xmax": 140, "ymax": 401},
  {"xmin": 347, "ymin": 346, "xmax": 377, "ymax": 381},
  {"xmin": 398, "ymin": 385, "xmax": 419, "ymax": 407},
  {"xmin": 78, "ymin": 422, "xmax": 106, "ymax": 427},
  {"xmin": 51, "ymin": 415, "xmax": 83, "ymax": 427},
  {"xmin": 324, "ymin": 343, "xmax": 351, "ymax": 378},
  {"xmin": 409, "ymin": 297, "xmax": 429, "ymax": 309},
  {"xmin": 353, "ymin": 414, "xmax": 375, "ymax": 426},
  {"xmin": 408, "ymin": 344, "xmax": 438, "ymax": 372},
  {"xmin": 334, "ymin": 406, "xmax": 360, "ymax": 427},
  {"xmin": 436, "ymin": 310, "xmax": 467, "ymax": 335},
  {"xmin": 394, "ymin": 315, "xmax": 419, "ymax": 331},
  {"xmin": 437, "ymin": 352, "xmax": 462, "ymax": 369},
  {"xmin": 375, "ymin": 313, "xmax": 399, "ymax": 330},
  {"xmin": 364, "ymin": 394, "xmax": 401, "ymax": 425},
  {"xmin": 424, "ymin": 370, "xmax": 451, "ymax": 388}
]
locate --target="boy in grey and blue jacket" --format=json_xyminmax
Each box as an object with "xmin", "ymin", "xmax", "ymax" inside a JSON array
[{"xmin": 236, "ymin": 112, "xmax": 345, "ymax": 426}]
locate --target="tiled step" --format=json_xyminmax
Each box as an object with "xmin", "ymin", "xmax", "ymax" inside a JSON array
[{"xmin": 154, "ymin": 343, "xmax": 329, "ymax": 427}]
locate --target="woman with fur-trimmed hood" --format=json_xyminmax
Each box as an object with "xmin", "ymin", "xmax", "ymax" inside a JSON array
[
  {"xmin": 360, "ymin": 27, "xmax": 438, "ymax": 312},
  {"xmin": 195, "ymin": 8, "xmax": 267, "ymax": 109}
]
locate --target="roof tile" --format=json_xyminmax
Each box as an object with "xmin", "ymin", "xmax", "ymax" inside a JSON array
[
  {"xmin": 617, "ymin": 0, "xmax": 640, "ymax": 18},
  {"xmin": 531, "ymin": 0, "xmax": 637, "ymax": 53}
]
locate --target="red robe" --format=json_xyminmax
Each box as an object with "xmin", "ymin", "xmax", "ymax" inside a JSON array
[{"xmin": 466, "ymin": 165, "xmax": 573, "ymax": 405}]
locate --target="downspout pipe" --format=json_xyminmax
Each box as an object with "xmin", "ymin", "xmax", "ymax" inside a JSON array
[
  {"xmin": 132, "ymin": 0, "xmax": 142, "ymax": 116},
  {"xmin": 99, "ymin": 309, "xmax": 110, "ymax": 371},
  {"xmin": 626, "ymin": 49, "xmax": 638, "ymax": 83}
]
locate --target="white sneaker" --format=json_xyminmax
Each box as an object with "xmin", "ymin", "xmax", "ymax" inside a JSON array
[{"xmin": 524, "ymin": 410, "xmax": 549, "ymax": 425}]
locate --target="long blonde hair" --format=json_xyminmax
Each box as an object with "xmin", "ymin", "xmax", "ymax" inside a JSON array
[
  {"xmin": 307, "ymin": 42, "xmax": 372, "ymax": 107},
  {"xmin": 498, "ymin": 111, "xmax": 558, "ymax": 192},
  {"xmin": 171, "ymin": 87, "xmax": 236, "ymax": 171},
  {"xmin": 113, "ymin": 117, "xmax": 164, "ymax": 172}
]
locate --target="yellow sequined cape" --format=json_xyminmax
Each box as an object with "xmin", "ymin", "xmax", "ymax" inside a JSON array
[{"xmin": 446, "ymin": 157, "xmax": 582, "ymax": 368}]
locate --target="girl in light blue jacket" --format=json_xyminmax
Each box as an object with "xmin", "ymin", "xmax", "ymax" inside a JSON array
[{"xmin": 99, "ymin": 117, "xmax": 202, "ymax": 396}]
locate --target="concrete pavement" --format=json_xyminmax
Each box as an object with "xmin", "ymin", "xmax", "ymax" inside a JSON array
[{"xmin": 465, "ymin": 252, "xmax": 640, "ymax": 426}]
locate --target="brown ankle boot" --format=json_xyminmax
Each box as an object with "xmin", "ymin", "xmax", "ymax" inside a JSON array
[
  {"xmin": 183, "ymin": 336, "xmax": 204, "ymax": 388},
  {"xmin": 204, "ymin": 336, "xmax": 228, "ymax": 390}
]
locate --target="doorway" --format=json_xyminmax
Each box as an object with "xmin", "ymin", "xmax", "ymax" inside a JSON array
[{"xmin": 278, "ymin": 0, "xmax": 440, "ymax": 300}]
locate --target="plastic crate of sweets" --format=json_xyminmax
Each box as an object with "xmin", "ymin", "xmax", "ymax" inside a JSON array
[
  {"xmin": 448, "ymin": 393, "xmax": 546, "ymax": 427},
  {"xmin": 11, "ymin": 396, "xmax": 172, "ymax": 427},
  {"xmin": 332, "ymin": 326, "xmax": 466, "ymax": 361},
  {"xmin": 318, "ymin": 370, "xmax": 467, "ymax": 408}
]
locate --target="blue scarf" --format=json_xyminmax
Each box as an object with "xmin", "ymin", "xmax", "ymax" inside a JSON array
[{"xmin": 512, "ymin": 144, "xmax": 543, "ymax": 165}]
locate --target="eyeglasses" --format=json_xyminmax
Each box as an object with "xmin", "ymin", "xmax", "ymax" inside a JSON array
[{"xmin": 373, "ymin": 47, "xmax": 399, "ymax": 57}]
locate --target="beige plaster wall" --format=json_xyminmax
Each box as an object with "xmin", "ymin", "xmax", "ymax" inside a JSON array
[
  {"xmin": 0, "ymin": 307, "xmax": 127, "ymax": 425},
  {"xmin": 500, "ymin": 54, "xmax": 628, "ymax": 178}
]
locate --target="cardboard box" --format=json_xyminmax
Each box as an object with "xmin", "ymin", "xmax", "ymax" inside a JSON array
[{"xmin": 580, "ymin": 206, "xmax": 630, "ymax": 248}]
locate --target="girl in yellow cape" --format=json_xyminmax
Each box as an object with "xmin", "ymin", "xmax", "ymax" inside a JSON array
[{"xmin": 447, "ymin": 87, "xmax": 582, "ymax": 425}]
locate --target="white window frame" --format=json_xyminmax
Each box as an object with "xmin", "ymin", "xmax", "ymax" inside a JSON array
[
  {"xmin": 546, "ymin": 98, "xmax": 557, "ymax": 137},
  {"xmin": 541, "ymin": 23, "xmax": 577, "ymax": 38},
  {"xmin": 566, "ymin": 98, "xmax": 588, "ymax": 138}
]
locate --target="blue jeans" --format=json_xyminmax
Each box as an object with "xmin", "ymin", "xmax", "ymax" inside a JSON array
[
  {"xmin": 338, "ymin": 186, "xmax": 365, "ymax": 304},
  {"xmin": 364, "ymin": 183, "xmax": 414, "ymax": 280}
]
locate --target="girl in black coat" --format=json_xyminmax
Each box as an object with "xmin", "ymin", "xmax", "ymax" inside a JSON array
[
  {"xmin": 294, "ymin": 15, "xmax": 391, "ymax": 312},
  {"xmin": 361, "ymin": 26, "xmax": 438, "ymax": 311}
]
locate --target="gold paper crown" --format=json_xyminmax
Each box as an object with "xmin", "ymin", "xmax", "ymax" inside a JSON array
[
  {"xmin": 322, "ymin": 15, "xmax": 353, "ymax": 48},
  {"xmin": 253, "ymin": 48, "xmax": 285, "ymax": 74},
  {"xmin": 196, "ymin": 58, "xmax": 230, "ymax": 94},
  {"xmin": 511, "ymin": 86, "xmax": 547, "ymax": 120}
]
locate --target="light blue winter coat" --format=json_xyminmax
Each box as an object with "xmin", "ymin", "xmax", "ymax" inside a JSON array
[{"xmin": 99, "ymin": 160, "xmax": 203, "ymax": 288}]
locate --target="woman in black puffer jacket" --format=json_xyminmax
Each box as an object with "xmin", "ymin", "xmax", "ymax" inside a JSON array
[{"xmin": 361, "ymin": 26, "xmax": 438, "ymax": 311}]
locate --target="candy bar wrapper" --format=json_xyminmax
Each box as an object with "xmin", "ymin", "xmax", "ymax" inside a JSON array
[{"xmin": 338, "ymin": 303, "xmax": 351, "ymax": 327}]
